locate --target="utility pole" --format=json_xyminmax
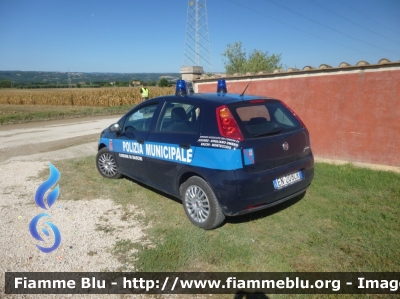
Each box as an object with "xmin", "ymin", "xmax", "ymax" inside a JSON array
[{"xmin": 68, "ymin": 70, "xmax": 72, "ymax": 88}]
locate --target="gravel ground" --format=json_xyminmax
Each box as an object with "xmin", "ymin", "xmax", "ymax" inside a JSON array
[
  {"xmin": 0, "ymin": 156, "xmax": 146, "ymax": 298},
  {"xmin": 0, "ymin": 139, "xmax": 210, "ymax": 299}
]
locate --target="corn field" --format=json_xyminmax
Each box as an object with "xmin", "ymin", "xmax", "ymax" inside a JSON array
[{"xmin": 0, "ymin": 87, "xmax": 175, "ymax": 107}]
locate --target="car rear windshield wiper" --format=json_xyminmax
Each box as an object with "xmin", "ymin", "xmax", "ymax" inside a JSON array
[{"xmin": 253, "ymin": 127, "xmax": 283, "ymax": 137}]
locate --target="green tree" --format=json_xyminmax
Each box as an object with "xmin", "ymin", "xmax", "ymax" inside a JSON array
[
  {"xmin": 0, "ymin": 80, "xmax": 12, "ymax": 88},
  {"xmin": 246, "ymin": 50, "xmax": 283, "ymax": 73},
  {"xmin": 222, "ymin": 42, "xmax": 283, "ymax": 75},
  {"xmin": 221, "ymin": 42, "xmax": 247, "ymax": 74},
  {"xmin": 158, "ymin": 78, "xmax": 169, "ymax": 87}
]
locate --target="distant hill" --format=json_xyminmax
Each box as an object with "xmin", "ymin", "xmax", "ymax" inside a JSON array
[{"xmin": 0, "ymin": 71, "xmax": 181, "ymax": 84}]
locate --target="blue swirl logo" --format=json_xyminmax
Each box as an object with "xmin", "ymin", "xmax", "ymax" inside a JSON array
[{"xmin": 29, "ymin": 163, "xmax": 62, "ymax": 253}]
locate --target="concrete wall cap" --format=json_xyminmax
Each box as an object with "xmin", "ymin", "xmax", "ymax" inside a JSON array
[
  {"xmin": 378, "ymin": 58, "xmax": 391, "ymax": 64},
  {"xmin": 356, "ymin": 60, "xmax": 370, "ymax": 66},
  {"xmin": 180, "ymin": 66, "xmax": 204, "ymax": 74},
  {"xmin": 319, "ymin": 64, "xmax": 332, "ymax": 69},
  {"xmin": 194, "ymin": 59, "xmax": 400, "ymax": 82},
  {"xmin": 339, "ymin": 62, "xmax": 351, "ymax": 68},
  {"xmin": 302, "ymin": 66, "xmax": 315, "ymax": 71}
]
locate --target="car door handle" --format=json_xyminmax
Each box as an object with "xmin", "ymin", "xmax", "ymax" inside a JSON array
[
  {"xmin": 179, "ymin": 143, "xmax": 191, "ymax": 149},
  {"xmin": 137, "ymin": 139, "xmax": 145, "ymax": 144}
]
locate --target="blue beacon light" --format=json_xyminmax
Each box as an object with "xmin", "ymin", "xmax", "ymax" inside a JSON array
[
  {"xmin": 175, "ymin": 80, "xmax": 187, "ymax": 96},
  {"xmin": 217, "ymin": 79, "xmax": 227, "ymax": 95}
]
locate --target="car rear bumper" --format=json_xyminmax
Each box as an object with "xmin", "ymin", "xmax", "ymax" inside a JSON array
[
  {"xmin": 214, "ymin": 153, "xmax": 314, "ymax": 216},
  {"xmin": 233, "ymin": 185, "xmax": 310, "ymax": 215}
]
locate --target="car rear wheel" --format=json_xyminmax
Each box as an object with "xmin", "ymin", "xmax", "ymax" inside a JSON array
[
  {"xmin": 181, "ymin": 176, "xmax": 225, "ymax": 230},
  {"xmin": 96, "ymin": 148, "xmax": 122, "ymax": 179}
]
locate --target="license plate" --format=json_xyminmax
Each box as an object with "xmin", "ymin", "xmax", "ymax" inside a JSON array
[{"xmin": 273, "ymin": 171, "xmax": 303, "ymax": 189}]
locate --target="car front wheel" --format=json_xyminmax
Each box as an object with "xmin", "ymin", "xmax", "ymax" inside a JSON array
[
  {"xmin": 181, "ymin": 176, "xmax": 225, "ymax": 230},
  {"xmin": 96, "ymin": 148, "xmax": 122, "ymax": 179}
]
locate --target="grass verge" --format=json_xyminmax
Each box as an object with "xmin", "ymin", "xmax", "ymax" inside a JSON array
[
  {"xmin": 0, "ymin": 104, "xmax": 131, "ymax": 125},
  {"xmin": 43, "ymin": 158, "xmax": 400, "ymax": 299},
  {"xmin": 50, "ymin": 157, "xmax": 400, "ymax": 276}
]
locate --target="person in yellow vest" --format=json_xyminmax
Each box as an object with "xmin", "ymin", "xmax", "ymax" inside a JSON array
[{"xmin": 140, "ymin": 84, "xmax": 149, "ymax": 102}]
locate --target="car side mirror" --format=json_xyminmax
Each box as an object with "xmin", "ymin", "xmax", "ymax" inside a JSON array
[{"xmin": 109, "ymin": 123, "xmax": 121, "ymax": 132}]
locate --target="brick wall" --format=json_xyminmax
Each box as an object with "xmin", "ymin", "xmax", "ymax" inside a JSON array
[{"xmin": 194, "ymin": 63, "xmax": 400, "ymax": 167}]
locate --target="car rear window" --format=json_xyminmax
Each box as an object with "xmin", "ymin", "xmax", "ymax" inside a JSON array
[{"xmin": 232, "ymin": 101, "xmax": 302, "ymax": 137}]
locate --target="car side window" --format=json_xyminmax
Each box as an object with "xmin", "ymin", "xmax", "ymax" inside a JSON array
[
  {"xmin": 123, "ymin": 103, "xmax": 158, "ymax": 132},
  {"xmin": 156, "ymin": 102, "xmax": 200, "ymax": 133}
]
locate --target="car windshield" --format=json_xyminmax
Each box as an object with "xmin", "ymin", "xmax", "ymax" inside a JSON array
[{"xmin": 233, "ymin": 102, "xmax": 302, "ymax": 137}]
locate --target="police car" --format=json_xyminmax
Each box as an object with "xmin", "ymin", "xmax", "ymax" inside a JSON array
[{"xmin": 96, "ymin": 79, "xmax": 314, "ymax": 229}]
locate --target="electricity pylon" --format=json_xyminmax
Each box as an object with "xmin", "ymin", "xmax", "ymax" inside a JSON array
[{"xmin": 183, "ymin": 0, "xmax": 212, "ymax": 72}]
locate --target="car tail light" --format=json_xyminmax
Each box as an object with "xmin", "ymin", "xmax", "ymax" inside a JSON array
[
  {"xmin": 280, "ymin": 100, "xmax": 306, "ymax": 128},
  {"xmin": 216, "ymin": 105, "xmax": 244, "ymax": 141}
]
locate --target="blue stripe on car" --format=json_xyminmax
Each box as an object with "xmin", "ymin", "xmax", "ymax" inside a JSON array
[{"xmin": 99, "ymin": 138, "xmax": 243, "ymax": 170}]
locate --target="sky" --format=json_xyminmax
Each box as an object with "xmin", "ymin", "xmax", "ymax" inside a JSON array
[{"xmin": 0, "ymin": 0, "xmax": 399, "ymax": 73}]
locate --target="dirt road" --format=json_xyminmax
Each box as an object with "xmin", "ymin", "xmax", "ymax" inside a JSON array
[
  {"xmin": 0, "ymin": 115, "xmax": 120, "ymax": 163},
  {"xmin": 0, "ymin": 116, "xmax": 149, "ymax": 298}
]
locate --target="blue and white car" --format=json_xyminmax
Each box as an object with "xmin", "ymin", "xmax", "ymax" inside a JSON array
[{"xmin": 96, "ymin": 80, "xmax": 314, "ymax": 229}]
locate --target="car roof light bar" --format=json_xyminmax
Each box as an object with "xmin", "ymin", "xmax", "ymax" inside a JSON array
[
  {"xmin": 217, "ymin": 79, "xmax": 227, "ymax": 94},
  {"xmin": 175, "ymin": 80, "xmax": 187, "ymax": 96}
]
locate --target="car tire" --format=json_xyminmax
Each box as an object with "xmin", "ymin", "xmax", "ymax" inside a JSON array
[
  {"xmin": 181, "ymin": 176, "xmax": 225, "ymax": 230},
  {"xmin": 96, "ymin": 148, "xmax": 122, "ymax": 179}
]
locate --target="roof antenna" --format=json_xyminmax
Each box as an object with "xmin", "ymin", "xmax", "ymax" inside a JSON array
[{"xmin": 240, "ymin": 79, "xmax": 252, "ymax": 98}]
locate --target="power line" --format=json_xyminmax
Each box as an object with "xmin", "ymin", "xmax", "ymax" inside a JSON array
[
  {"xmin": 226, "ymin": 0, "xmax": 378, "ymax": 58},
  {"xmin": 265, "ymin": 0, "xmax": 398, "ymax": 56},
  {"xmin": 308, "ymin": 0, "xmax": 400, "ymax": 44},
  {"xmin": 337, "ymin": 0, "xmax": 400, "ymax": 36}
]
